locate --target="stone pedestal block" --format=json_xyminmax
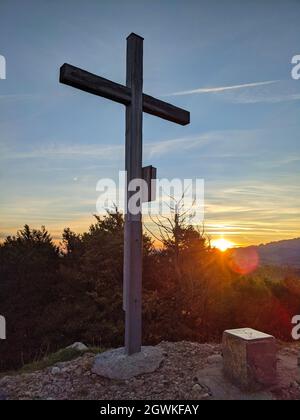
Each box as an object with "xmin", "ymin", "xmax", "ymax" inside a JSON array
[{"xmin": 223, "ymin": 328, "xmax": 277, "ymax": 391}]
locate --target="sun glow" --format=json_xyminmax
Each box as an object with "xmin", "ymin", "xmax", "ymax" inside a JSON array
[{"xmin": 212, "ymin": 238, "xmax": 235, "ymax": 252}]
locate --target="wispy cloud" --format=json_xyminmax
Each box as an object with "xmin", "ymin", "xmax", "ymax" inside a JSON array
[
  {"xmin": 168, "ymin": 80, "xmax": 279, "ymax": 96},
  {"xmin": 0, "ymin": 129, "xmax": 261, "ymax": 161},
  {"xmin": 230, "ymin": 92, "xmax": 300, "ymax": 104},
  {"xmin": 1, "ymin": 144, "xmax": 123, "ymax": 161}
]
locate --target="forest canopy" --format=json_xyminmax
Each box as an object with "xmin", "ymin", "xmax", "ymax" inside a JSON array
[{"xmin": 0, "ymin": 208, "xmax": 299, "ymax": 372}]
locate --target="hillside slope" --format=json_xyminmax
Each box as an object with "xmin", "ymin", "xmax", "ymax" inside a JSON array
[{"xmin": 244, "ymin": 238, "xmax": 300, "ymax": 268}]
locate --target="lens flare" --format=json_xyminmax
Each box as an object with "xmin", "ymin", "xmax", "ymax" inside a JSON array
[{"xmin": 228, "ymin": 247, "xmax": 259, "ymax": 275}]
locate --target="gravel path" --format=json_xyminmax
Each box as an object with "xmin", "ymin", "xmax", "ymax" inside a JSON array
[{"xmin": 0, "ymin": 341, "xmax": 299, "ymax": 400}]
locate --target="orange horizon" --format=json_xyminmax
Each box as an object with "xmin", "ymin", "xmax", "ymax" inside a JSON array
[{"xmin": 1, "ymin": 215, "xmax": 299, "ymax": 249}]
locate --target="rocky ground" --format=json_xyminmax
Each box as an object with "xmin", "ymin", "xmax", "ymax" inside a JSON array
[{"xmin": 0, "ymin": 341, "xmax": 299, "ymax": 400}]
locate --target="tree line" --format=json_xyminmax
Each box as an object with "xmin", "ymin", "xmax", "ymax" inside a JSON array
[{"xmin": 0, "ymin": 207, "xmax": 299, "ymax": 371}]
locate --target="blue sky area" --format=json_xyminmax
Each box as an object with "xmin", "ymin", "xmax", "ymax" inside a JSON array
[{"xmin": 0, "ymin": 0, "xmax": 300, "ymax": 245}]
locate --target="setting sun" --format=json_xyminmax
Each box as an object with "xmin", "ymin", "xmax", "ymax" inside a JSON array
[{"xmin": 212, "ymin": 238, "xmax": 235, "ymax": 252}]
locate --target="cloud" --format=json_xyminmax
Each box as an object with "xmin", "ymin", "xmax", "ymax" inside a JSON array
[
  {"xmin": 0, "ymin": 133, "xmax": 212, "ymax": 160},
  {"xmin": 0, "ymin": 129, "xmax": 262, "ymax": 162},
  {"xmin": 201, "ymin": 179, "xmax": 300, "ymax": 245},
  {"xmin": 145, "ymin": 134, "xmax": 213, "ymax": 158},
  {"xmin": 1, "ymin": 143, "xmax": 123, "ymax": 161},
  {"xmin": 168, "ymin": 80, "xmax": 279, "ymax": 96},
  {"xmin": 167, "ymin": 79, "xmax": 300, "ymax": 104},
  {"xmin": 145, "ymin": 129, "xmax": 260, "ymax": 159},
  {"xmin": 230, "ymin": 92, "xmax": 300, "ymax": 104},
  {"xmin": 0, "ymin": 91, "xmax": 74, "ymax": 103}
]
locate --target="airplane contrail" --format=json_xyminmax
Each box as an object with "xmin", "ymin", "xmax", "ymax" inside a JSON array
[{"xmin": 169, "ymin": 80, "xmax": 279, "ymax": 96}]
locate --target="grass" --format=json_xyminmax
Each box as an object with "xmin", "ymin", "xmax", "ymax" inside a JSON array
[{"xmin": 1, "ymin": 346, "xmax": 104, "ymax": 377}]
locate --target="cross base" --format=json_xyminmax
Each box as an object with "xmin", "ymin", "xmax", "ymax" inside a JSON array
[{"xmin": 91, "ymin": 346, "xmax": 164, "ymax": 380}]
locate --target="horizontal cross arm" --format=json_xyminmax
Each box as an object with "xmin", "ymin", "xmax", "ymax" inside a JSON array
[
  {"xmin": 143, "ymin": 93, "xmax": 190, "ymax": 126},
  {"xmin": 60, "ymin": 64, "xmax": 190, "ymax": 126},
  {"xmin": 60, "ymin": 63, "xmax": 131, "ymax": 106}
]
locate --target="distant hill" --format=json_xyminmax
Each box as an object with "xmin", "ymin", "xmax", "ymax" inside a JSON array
[{"xmin": 243, "ymin": 238, "xmax": 300, "ymax": 268}]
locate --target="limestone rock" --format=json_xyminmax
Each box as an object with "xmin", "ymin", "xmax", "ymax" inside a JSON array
[
  {"xmin": 92, "ymin": 346, "xmax": 164, "ymax": 380},
  {"xmin": 51, "ymin": 367, "xmax": 61, "ymax": 375},
  {"xmin": 192, "ymin": 383, "xmax": 202, "ymax": 393},
  {"xmin": 207, "ymin": 354, "xmax": 223, "ymax": 364},
  {"xmin": 66, "ymin": 342, "xmax": 88, "ymax": 352}
]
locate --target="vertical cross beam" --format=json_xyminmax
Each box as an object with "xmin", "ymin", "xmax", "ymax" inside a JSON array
[
  {"xmin": 124, "ymin": 34, "xmax": 143, "ymax": 355},
  {"xmin": 59, "ymin": 33, "xmax": 190, "ymax": 356}
]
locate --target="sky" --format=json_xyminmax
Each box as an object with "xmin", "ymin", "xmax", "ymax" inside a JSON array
[{"xmin": 0, "ymin": 0, "xmax": 300, "ymax": 246}]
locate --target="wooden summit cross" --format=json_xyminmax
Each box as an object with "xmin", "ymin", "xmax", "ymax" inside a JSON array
[{"xmin": 59, "ymin": 33, "xmax": 190, "ymax": 355}]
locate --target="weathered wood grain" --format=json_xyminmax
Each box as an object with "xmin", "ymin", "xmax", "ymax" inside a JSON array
[
  {"xmin": 124, "ymin": 33, "xmax": 143, "ymax": 355},
  {"xmin": 60, "ymin": 64, "xmax": 190, "ymax": 126}
]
